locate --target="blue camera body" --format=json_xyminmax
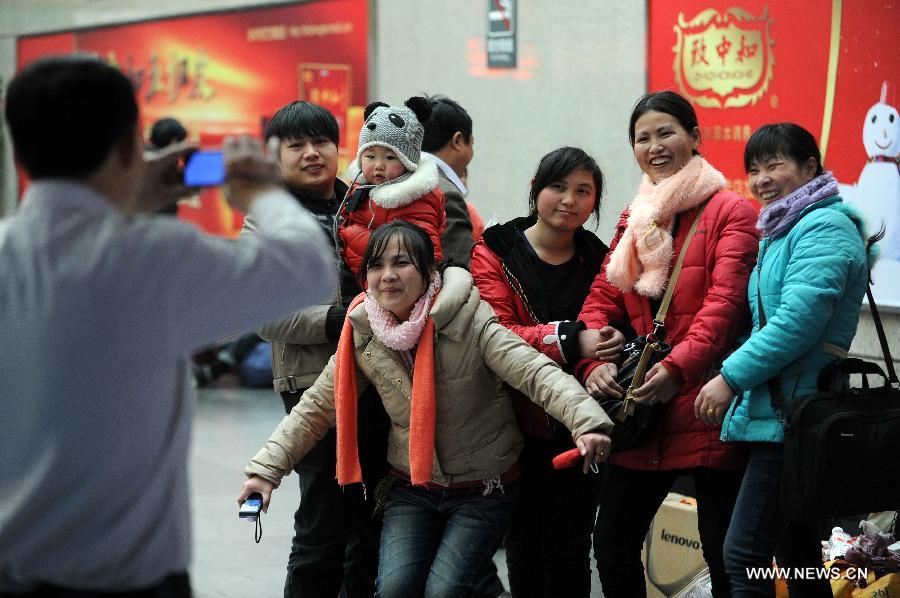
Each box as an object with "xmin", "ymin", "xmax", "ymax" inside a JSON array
[
  {"xmin": 183, "ymin": 150, "xmax": 225, "ymax": 187},
  {"xmin": 239, "ymin": 492, "xmax": 263, "ymax": 521}
]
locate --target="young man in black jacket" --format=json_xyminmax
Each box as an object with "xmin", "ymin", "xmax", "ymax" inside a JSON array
[{"xmin": 246, "ymin": 101, "xmax": 388, "ymax": 598}]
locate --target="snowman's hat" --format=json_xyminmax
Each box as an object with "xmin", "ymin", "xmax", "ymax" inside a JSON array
[{"xmin": 879, "ymin": 80, "xmax": 894, "ymax": 106}]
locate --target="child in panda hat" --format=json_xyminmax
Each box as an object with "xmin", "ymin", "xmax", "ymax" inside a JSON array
[{"xmin": 338, "ymin": 97, "xmax": 446, "ymax": 275}]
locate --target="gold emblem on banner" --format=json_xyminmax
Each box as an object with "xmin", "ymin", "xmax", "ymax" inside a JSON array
[{"xmin": 673, "ymin": 7, "xmax": 774, "ymax": 108}]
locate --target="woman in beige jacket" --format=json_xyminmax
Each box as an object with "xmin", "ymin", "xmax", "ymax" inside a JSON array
[{"xmin": 238, "ymin": 220, "xmax": 612, "ymax": 598}]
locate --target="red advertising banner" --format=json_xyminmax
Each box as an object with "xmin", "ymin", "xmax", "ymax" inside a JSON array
[
  {"xmin": 17, "ymin": 0, "xmax": 368, "ymax": 237},
  {"xmin": 649, "ymin": 1, "xmax": 900, "ymax": 306}
]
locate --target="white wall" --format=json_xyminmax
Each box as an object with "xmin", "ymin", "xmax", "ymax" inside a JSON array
[
  {"xmin": 851, "ymin": 307, "xmax": 900, "ymax": 374},
  {"xmin": 373, "ymin": 0, "xmax": 647, "ymax": 240}
]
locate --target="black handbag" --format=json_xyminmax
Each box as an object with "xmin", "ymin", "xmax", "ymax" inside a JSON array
[
  {"xmin": 599, "ymin": 201, "xmax": 707, "ymax": 452},
  {"xmin": 597, "ymin": 336, "xmax": 672, "ymax": 451},
  {"xmin": 775, "ymin": 282, "xmax": 900, "ymax": 521}
]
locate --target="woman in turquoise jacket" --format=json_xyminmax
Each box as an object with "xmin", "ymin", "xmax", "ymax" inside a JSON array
[{"xmin": 694, "ymin": 123, "xmax": 876, "ymax": 597}]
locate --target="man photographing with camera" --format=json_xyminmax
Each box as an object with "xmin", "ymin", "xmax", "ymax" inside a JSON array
[{"xmin": 0, "ymin": 55, "xmax": 337, "ymax": 595}]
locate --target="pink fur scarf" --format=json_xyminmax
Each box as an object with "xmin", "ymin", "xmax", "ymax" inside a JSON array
[
  {"xmin": 606, "ymin": 156, "xmax": 725, "ymax": 298},
  {"xmin": 364, "ymin": 272, "xmax": 442, "ymax": 351}
]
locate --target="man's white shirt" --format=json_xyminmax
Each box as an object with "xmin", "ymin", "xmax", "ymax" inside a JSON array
[{"xmin": 0, "ymin": 180, "xmax": 336, "ymax": 591}]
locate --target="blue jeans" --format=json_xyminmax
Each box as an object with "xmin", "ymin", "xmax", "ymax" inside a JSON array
[
  {"xmin": 375, "ymin": 478, "xmax": 517, "ymax": 598},
  {"xmin": 724, "ymin": 442, "xmax": 830, "ymax": 597}
]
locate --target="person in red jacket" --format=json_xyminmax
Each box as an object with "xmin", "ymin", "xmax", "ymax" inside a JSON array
[
  {"xmin": 578, "ymin": 91, "xmax": 759, "ymax": 598},
  {"xmin": 471, "ymin": 147, "xmax": 625, "ymax": 598},
  {"xmin": 338, "ymin": 97, "xmax": 446, "ymax": 275}
]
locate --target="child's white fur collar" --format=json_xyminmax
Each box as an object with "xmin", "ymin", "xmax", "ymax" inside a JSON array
[{"xmin": 345, "ymin": 155, "xmax": 439, "ymax": 209}]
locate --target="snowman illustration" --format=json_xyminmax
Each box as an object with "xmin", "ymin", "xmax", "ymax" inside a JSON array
[{"xmin": 853, "ymin": 81, "xmax": 900, "ymax": 264}]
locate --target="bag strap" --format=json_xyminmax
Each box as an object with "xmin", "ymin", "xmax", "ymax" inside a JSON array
[
  {"xmin": 653, "ymin": 200, "xmax": 709, "ymax": 330},
  {"xmin": 618, "ymin": 201, "xmax": 708, "ymax": 419},
  {"xmin": 762, "ymin": 256, "xmax": 900, "ymax": 411},
  {"xmin": 866, "ymin": 283, "xmax": 899, "ymax": 386}
]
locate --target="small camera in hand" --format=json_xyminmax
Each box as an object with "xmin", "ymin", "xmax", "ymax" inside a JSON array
[
  {"xmin": 183, "ymin": 150, "xmax": 225, "ymax": 187},
  {"xmin": 239, "ymin": 492, "xmax": 263, "ymax": 522}
]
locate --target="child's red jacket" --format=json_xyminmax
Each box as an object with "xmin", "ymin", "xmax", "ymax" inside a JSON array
[{"xmin": 339, "ymin": 156, "xmax": 446, "ymax": 275}]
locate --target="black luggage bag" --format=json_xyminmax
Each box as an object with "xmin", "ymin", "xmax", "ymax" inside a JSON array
[{"xmin": 780, "ymin": 285, "xmax": 900, "ymax": 521}]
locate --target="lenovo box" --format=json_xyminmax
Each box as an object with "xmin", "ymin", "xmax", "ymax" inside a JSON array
[{"xmin": 642, "ymin": 493, "xmax": 707, "ymax": 597}]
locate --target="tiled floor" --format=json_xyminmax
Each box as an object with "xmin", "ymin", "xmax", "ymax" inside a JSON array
[
  {"xmin": 189, "ymin": 386, "xmax": 605, "ymax": 597},
  {"xmin": 189, "ymin": 387, "xmax": 299, "ymax": 597}
]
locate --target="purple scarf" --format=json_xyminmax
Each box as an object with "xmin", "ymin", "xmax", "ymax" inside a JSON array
[{"xmin": 756, "ymin": 172, "xmax": 839, "ymax": 238}]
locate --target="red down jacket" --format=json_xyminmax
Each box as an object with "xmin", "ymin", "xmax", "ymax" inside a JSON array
[
  {"xmin": 471, "ymin": 216, "xmax": 608, "ymax": 438},
  {"xmin": 339, "ymin": 157, "xmax": 446, "ymax": 275},
  {"xmin": 577, "ymin": 190, "xmax": 759, "ymax": 471}
]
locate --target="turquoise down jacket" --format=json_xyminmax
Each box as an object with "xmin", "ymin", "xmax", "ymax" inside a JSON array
[{"xmin": 720, "ymin": 195, "xmax": 872, "ymax": 443}]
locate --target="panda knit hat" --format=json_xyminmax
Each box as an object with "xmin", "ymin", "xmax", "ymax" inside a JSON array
[{"xmin": 356, "ymin": 97, "xmax": 432, "ymax": 172}]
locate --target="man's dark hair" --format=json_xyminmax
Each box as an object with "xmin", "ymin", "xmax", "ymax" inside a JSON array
[
  {"xmin": 149, "ymin": 117, "xmax": 187, "ymax": 149},
  {"xmin": 420, "ymin": 95, "xmax": 472, "ymax": 152},
  {"xmin": 265, "ymin": 101, "xmax": 339, "ymax": 145},
  {"xmin": 6, "ymin": 54, "xmax": 139, "ymax": 179}
]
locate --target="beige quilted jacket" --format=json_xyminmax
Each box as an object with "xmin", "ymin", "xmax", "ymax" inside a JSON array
[{"xmin": 245, "ymin": 267, "xmax": 612, "ymax": 487}]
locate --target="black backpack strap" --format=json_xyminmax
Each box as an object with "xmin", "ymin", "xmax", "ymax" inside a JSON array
[
  {"xmin": 866, "ymin": 283, "xmax": 899, "ymax": 386},
  {"xmin": 763, "ymin": 266, "xmax": 899, "ymax": 409}
]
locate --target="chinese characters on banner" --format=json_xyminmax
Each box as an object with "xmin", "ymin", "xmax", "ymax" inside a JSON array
[
  {"xmin": 17, "ymin": 0, "xmax": 368, "ymax": 238},
  {"xmin": 113, "ymin": 50, "xmax": 216, "ymax": 104},
  {"xmin": 649, "ymin": 0, "xmax": 900, "ymax": 305}
]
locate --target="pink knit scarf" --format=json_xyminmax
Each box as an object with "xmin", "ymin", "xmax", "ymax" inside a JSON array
[
  {"xmin": 606, "ymin": 156, "xmax": 725, "ymax": 297},
  {"xmin": 364, "ymin": 272, "xmax": 442, "ymax": 351}
]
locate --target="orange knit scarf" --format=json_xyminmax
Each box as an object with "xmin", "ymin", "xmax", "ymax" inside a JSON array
[{"xmin": 335, "ymin": 292, "xmax": 437, "ymax": 486}]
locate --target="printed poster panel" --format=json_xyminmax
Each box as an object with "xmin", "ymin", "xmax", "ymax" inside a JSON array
[
  {"xmin": 649, "ymin": 1, "xmax": 900, "ymax": 307},
  {"xmin": 17, "ymin": 0, "xmax": 368, "ymax": 237}
]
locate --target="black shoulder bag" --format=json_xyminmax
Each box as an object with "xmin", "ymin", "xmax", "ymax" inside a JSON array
[
  {"xmin": 598, "ymin": 201, "xmax": 707, "ymax": 452},
  {"xmin": 761, "ymin": 272, "xmax": 900, "ymax": 521}
]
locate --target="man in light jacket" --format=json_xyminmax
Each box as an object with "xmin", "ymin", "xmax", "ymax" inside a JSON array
[{"xmin": 245, "ymin": 101, "xmax": 388, "ymax": 598}]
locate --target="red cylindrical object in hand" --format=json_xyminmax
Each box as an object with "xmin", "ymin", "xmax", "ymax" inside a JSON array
[{"xmin": 551, "ymin": 448, "xmax": 582, "ymax": 470}]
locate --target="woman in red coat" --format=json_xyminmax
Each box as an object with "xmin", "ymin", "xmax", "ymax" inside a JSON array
[
  {"xmin": 471, "ymin": 147, "xmax": 623, "ymax": 598},
  {"xmin": 578, "ymin": 91, "xmax": 759, "ymax": 598}
]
